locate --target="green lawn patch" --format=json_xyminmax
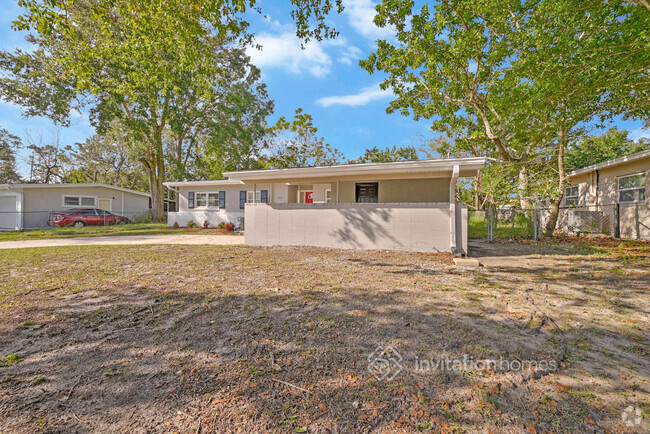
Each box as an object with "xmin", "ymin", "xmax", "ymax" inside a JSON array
[{"xmin": 0, "ymin": 223, "xmax": 222, "ymax": 241}]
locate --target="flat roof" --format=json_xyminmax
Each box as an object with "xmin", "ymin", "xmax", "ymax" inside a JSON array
[
  {"xmin": 568, "ymin": 149, "xmax": 650, "ymax": 178},
  {"xmin": 0, "ymin": 183, "xmax": 151, "ymax": 197},
  {"xmin": 223, "ymin": 157, "xmax": 487, "ymax": 181},
  {"xmin": 163, "ymin": 180, "xmax": 244, "ymax": 187}
]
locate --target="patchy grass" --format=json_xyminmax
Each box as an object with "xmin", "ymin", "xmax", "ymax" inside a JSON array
[
  {"xmin": 0, "ymin": 241, "xmax": 648, "ymax": 432},
  {"xmin": 0, "ymin": 223, "xmax": 230, "ymax": 241}
]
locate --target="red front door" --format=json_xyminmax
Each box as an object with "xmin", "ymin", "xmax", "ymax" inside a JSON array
[{"xmin": 305, "ymin": 192, "xmax": 313, "ymax": 203}]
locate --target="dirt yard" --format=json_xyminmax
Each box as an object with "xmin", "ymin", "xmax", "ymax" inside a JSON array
[{"xmin": 0, "ymin": 239, "xmax": 648, "ymax": 433}]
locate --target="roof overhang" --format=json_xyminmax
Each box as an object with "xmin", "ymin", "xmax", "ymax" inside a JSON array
[
  {"xmin": 567, "ymin": 149, "xmax": 650, "ymax": 179},
  {"xmin": 0, "ymin": 183, "xmax": 151, "ymax": 197},
  {"xmin": 163, "ymin": 180, "xmax": 244, "ymax": 187},
  {"xmin": 224, "ymin": 157, "xmax": 487, "ymax": 183}
]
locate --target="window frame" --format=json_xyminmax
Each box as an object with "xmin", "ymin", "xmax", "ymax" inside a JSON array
[
  {"xmin": 194, "ymin": 192, "xmax": 221, "ymax": 209},
  {"xmin": 617, "ymin": 172, "xmax": 646, "ymax": 204},
  {"xmin": 188, "ymin": 192, "xmax": 195, "ymax": 209},
  {"xmin": 355, "ymin": 182, "xmax": 379, "ymax": 203},
  {"xmin": 62, "ymin": 195, "xmax": 97, "ymax": 208},
  {"xmin": 325, "ymin": 189, "xmax": 332, "ymax": 204},
  {"xmin": 247, "ymin": 191, "xmax": 261, "ymax": 203},
  {"xmin": 240, "ymin": 191, "xmax": 247, "ymax": 209},
  {"xmin": 564, "ymin": 185, "xmax": 579, "ymax": 207}
]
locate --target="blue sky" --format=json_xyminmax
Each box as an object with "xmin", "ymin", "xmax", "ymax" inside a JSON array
[{"xmin": 1, "ymin": 0, "xmax": 648, "ymax": 177}]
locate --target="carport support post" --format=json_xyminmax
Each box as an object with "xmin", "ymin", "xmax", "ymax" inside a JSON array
[
  {"xmin": 15, "ymin": 191, "xmax": 23, "ymax": 231},
  {"xmin": 449, "ymin": 164, "xmax": 460, "ymax": 254}
]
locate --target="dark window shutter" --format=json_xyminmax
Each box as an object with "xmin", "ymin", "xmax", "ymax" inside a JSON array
[
  {"xmin": 261, "ymin": 190, "xmax": 268, "ymax": 204},
  {"xmin": 188, "ymin": 192, "xmax": 195, "ymax": 209},
  {"xmin": 219, "ymin": 191, "xmax": 225, "ymax": 208},
  {"xmin": 240, "ymin": 191, "xmax": 246, "ymax": 209}
]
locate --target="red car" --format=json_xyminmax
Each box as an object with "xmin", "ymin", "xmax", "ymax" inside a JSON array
[{"xmin": 48, "ymin": 208, "xmax": 131, "ymax": 227}]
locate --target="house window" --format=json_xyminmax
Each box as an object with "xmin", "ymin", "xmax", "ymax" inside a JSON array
[
  {"xmin": 63, "ymin": 195, "xmax": 96, "ymax": 207},
  {"xmin": 195, "ymin": 192, "xmax": 220, "ymax": 208},
  {"xmin": 564, "ymin": 186, "xmax": 579, "ymax": 207},
  {"xmin": 208, "ymin": 193, "xmax": 219, "ymax": 208},
  {"xmin": 260, "ymin": 190, "xmax": 268, "ymax": 203},
  {"xmin": 240, "ymin": 191, "xmax": 246, "ymax": 209},
  {"xmin": 618, "ymin": 173, "xmax": 646, "ymax": 203},
  {"xmin": 188, "ymin": 192, "xmax": 195, "ymax": 209},
  {"xmin": 325, "ymin": 189, "xmax": 332, "ymax": 203},
  {"xmin": 219, "ymin": 191, "xmax": 226, "ymax": 208},
  {"xmin": 355, "ymin": 183, "xmax": 378, "ymax": 203},
  {"xmin": 196, "ymin": 193, "xmax": 207, "ymax": 208},
  {"xmin": 247, "ymin": 191, "xmax": 261, "ymax": 203}
]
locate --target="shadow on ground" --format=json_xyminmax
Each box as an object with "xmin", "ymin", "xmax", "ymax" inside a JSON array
[{"xmin": 0, "ymin": 244, "xmax": 647, "ymax": 432}]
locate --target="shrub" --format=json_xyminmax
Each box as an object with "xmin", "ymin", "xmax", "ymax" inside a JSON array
[
  {"xmin": 203, "ymin": 220, "xmax": 209, "ymax": 228},
  {"xmin": 225, "ymin": 223, "xmax": 235, "ymax": 231},
  {"xmin": 187, "ymin": 220, "xmax": 196, "ymax": 228},
  {"xmin": 217, "ymin": 222, "xmax": 226, "ymax": 229},
  {"xmin": 172, "ymin": 222, "xmax": 179, "ymax": 229},
  {"xmin": 133, "ymin": 211, "xmax": 153, "ymax": 223}
]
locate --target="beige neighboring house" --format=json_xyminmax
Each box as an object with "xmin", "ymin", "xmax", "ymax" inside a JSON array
[
  {"xmin": 0, "ymin": 183, "xmax": 151, "ymax": 231},
  {"xmin": 558, "ymin": 149, "xmax": 649, "ymax": 239},
  {"xmin": 167, "ymin": 157, "xmax": 486, "ymax": 254}
]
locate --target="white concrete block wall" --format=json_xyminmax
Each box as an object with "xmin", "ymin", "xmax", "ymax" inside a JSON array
[
  {"xmin": 167, "ymin": 210, "xmax": 244, "ymax": 229},
  {"xmin": 245, "ymin": 203, "xmax": 462, "ymax": 253}
]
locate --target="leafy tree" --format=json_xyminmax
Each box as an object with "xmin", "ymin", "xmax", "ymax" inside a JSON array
[
  {"xmin": 164, "ymin": 46, "xmax": 273, "ymax": 182},
  {"xmin": 65, "ymin": 124, "xmax": 148, "ymax": 190},
  {"xmin": 350, "ymin": 145, "xmax": 418, "ymax": 164},
  {"xmin": 566, "ymin": 128, "xmax": 649, "ymax": 172},
  {"xmin": 0, "ymin": 128, "xmax": 22, "ymax": 183},
  {"xmin": 3, "ymin": 0, "xmax": 344, "ymax": 221},
  {"xmin": 361, "ymin": 0, "xmax": 537, "ymax": 208},
  {"xmin": 362, "ymin": 0, "xmax": 649, "ymax": 234},
  {"xmin": 25, "ymin": 132, "xmax": 70, "ymax": 184},
  {"xmin": 264, "ymin": 109, "xmax": 345, "ymax": 168}
]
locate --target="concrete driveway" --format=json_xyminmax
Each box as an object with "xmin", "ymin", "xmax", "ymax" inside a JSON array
[{"xmin": 0, "ymin": 234, "xmax": 244, "ymax": 250}]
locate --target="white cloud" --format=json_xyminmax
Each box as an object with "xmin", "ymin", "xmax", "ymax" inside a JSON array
[
  {"xmin": 337, "ymin": 43, "xmax": 363, "ymax": 66},
  {"xmin": 316, "ymin": 83, "xmax": 393, "ymax": 107},
  {"xmin": 344, "ymin": 0, "xmax": 394, "ymax": 41},
  {"xmin": 322, "ymin": 36, "xmax": 363, "ymax": 66},
  {"xmin": 629, "ymin": 127, "xmax": 650, "ymax": 141},
  {"xmin": 247, "ymin": 32, "xmax": 332, "ymax": 77}
]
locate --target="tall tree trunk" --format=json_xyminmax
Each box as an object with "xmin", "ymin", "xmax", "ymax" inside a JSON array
[
  {"xmin": 545, "ymin": 128, "xmax": 568, "ymax": 236},
  {"xmin": 473, "ymin": 103, "xmax": 513, "ymax": 162},
  {"xmin": 518, "ymin": 165, "xmax": 531, "ymax": 209},
  {"xmin": 142, "ymin": 134, "xmax": 166, "ymax": 222}
]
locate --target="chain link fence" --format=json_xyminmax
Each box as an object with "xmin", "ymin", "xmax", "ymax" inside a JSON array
[
  {"xmin": 0, "ymin": 209, "xmax": 154, "ymax": 231},
  {"xmin": 469, "ymin": 203, "xmax": 647, "ymax": 241}
]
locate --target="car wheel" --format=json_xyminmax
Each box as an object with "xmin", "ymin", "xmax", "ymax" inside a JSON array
[
  {"xmin": 73, "ymin": 221, "xmax": 86, "ymax": 227},
  {"xmin": 117, "ymin": 219, "xmax": 128, "ymax": 225}
]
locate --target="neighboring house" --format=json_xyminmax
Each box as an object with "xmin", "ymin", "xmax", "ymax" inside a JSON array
[
  {"xmin": 167, "ymin": 157, "xmax": 486, "ymax": 254},
  {"xmin": 0, "ymin": 183, "xmax": 151, "ymax": 231},
  {"xmin": 556, "ymin": 149, "xmax": 649, "ymax": 239}
]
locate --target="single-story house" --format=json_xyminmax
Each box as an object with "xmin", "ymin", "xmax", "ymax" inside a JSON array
[
  {"xmin": 166, "ymin": 157, "xmax": 487, "ymax": 254},
  {"xmin": 163, "ymin": 180, "xmax": 248, "ymax": 229},
  {"xmin": 0, "ymin": 183, "xmax": 151, "ymax": 231},
  {"xmin": 555, "ymin": 149, "xmax": 649, "ymax": 239}
]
